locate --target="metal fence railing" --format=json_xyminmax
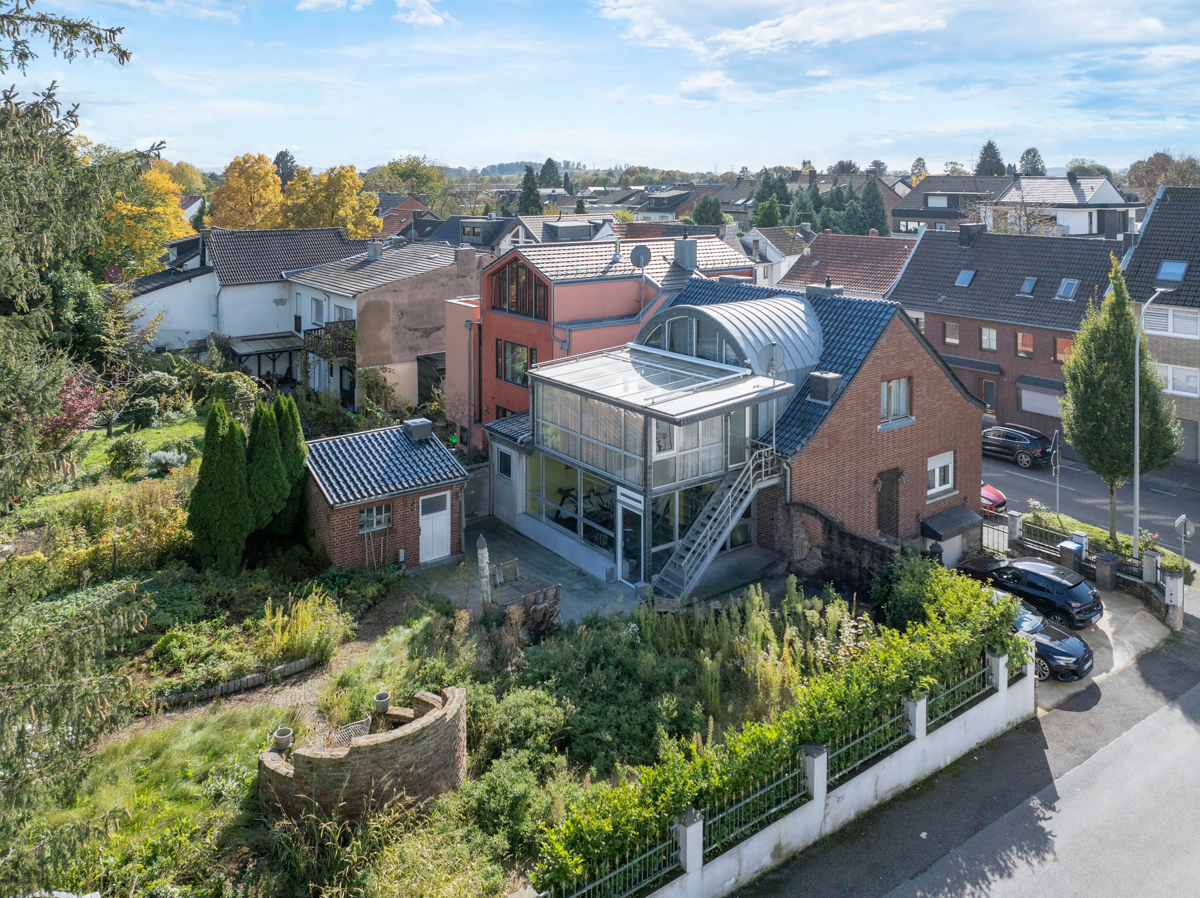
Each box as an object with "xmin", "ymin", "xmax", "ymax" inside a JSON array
[
  {"xmin": 550, "ymin": 830, "xmax": 681, "ymax": 898},
  {"xmin": 702, "ymin": 755, "xmax": 809, "ymax": 860},
  {"xmin": 827, "ymin": 702, "xmax": 912, "ymax": 786},
  {"xmin": 1020, "ymin": 519, "xmax": 1071, "ymax": 551},
  {"xmin": 928, "ymin": 655, "xmax": 995, "ymax": 731}
]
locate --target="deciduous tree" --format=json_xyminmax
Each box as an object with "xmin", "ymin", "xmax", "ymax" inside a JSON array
[
  {"xmin": 1061, "ymin": 257, "xmax": 1181, "ymax": 545},
  {"xmin": 827, "ymin": 159, "xmax": 860, "ymax": 175},
  {"xmin": 910, "ymin": 157, "xmax": 928, "ymax": 181},
  {"xmin": 518, "ymin": 164, "xmax": 543, "ymax": 215},
  {"xmin": 94, "ymin": 168, "xmax": 194, "ymax": 278},
  {"xmin": 206, "ymin": 153, "xmax": 282, "ymax": 230},
  {"xmin": 1126, "ymin": 150, "xmax": 1200, "ymax": 200},
  {"xmin": 974, "ymin": 140, "xmax": 1006, "ymax": 176},
  {"xmin": 1018, "ymin": 148, "xmax": 1046, "ymax": 175},
  {"xmin": 276, "ymin": 165, "xmax": 380, "ymax": 237}
]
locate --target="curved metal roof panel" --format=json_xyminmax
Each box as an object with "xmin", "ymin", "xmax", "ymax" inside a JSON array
[{"xmin": 690, "ymin": 296, "xmax": 824, "ymax": 385}]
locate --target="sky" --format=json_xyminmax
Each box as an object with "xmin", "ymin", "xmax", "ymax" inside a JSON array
[{"xmin": 17, "ymin": 0, "xmax": 1200, "ymax": 174}]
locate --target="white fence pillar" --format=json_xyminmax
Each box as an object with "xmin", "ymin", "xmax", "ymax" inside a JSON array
[
  {"xmin": 674, "ymin": 806, "xmax": 704, "ymax": 875},
  {"xmin": 988, "ymin": 653, "xmax": 1009, "ymax": 696},
  {"xmin": 803, "ymin": 744, "xmax": 828, "ymax": 804},
  {"xmin": 905, "ymin": 694, "xmax": 927, "ymax": 740},
  {"xmin": 1006, "ymin": 511, "xmax": 1023, "ymax": 542},
  {"xmin": 1071, "ymin": 530, "xmax": 1090, "ymax": 558},
  {"xmin": 1143, "ymin": 550, "xmax": 1160, "ymax": 585}
]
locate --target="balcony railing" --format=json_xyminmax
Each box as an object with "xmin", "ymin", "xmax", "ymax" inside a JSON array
[{"xmin": 304, "ymin": 319, "xmax": 357, "ymax": 360}]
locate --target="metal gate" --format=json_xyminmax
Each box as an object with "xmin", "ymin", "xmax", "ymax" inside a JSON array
[{"xmin": 982, "ymin": 511, "xmax": 1009, "ymax": 556}]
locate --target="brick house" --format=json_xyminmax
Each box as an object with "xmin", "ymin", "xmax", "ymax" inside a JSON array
[
  {"xmin": 484, "ymin": 278, "xmax": 983, "ymax": 596},
  {"xmin": 779, "ymin": 230, "xmax": 917, "ymax": 298},
  {"xmin": 1123, "ymin": 186, "xmax": 1200, "ymax": 465},
  {"xmin": 891, "ymin": 176, "xmax": 1013, "ymax": 234},
  {"xmin": 443, "ymin": 236, "xmax": 755, "ymax": 450},
  {"xmin": 886, "ymin": 224, "xmax": 1120, "ymax": 431},
  {"xmin": 304, "ymin": 419, "xmax": 467, "ymax": 570}
]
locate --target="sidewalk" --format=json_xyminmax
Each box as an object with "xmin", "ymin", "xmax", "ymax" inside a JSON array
[{"xmin": 732, "ymin": 614, "xmax": 1200, "ymax": 898}]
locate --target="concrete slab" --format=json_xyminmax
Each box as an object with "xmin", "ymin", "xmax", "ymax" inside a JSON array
[
  {"xmin": 689, "ymin": 546, "xmax": 782, "ymax": 604},
  {"xmin": 1036, "ymin": 586, "xmax": 1170, "ymax": 712}
]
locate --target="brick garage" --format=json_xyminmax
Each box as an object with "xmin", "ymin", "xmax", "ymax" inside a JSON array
[{"xmin": 305, "ymin": 420, "xmax": 467, "ymax": 570}]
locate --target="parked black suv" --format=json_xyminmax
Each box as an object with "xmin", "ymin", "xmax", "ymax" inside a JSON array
[
  {"xmin": 982, "ymin": 424, "xmax": 1053, "ymax": 468},
  {"xmin": 1013, "ymin": 602, "xmax": 1094, "ymax": 682},
  {"xmin": 957, "ymin": 556, "xmax": 1104, "ymax": 629}
]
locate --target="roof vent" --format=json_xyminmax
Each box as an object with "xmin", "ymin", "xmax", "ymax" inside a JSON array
[
  {"xmin": 674, "ymin": 238, "xmax": 698, "ymax": 271},
  {"xmin": 366, "ymin": 240, "xmax": 384, "ymax": 261},
  {"xmin": 808, "ymin": 371, "xmax": 842, "ymax": 403},
  {"xmin": 403, "ymin": 417, "xmax": 434, "ymax": 442}
]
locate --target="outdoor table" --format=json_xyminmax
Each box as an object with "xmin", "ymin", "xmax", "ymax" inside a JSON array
[{"xmin": 492, "ymin": 574, "xmax": 553, "ymax": 607}]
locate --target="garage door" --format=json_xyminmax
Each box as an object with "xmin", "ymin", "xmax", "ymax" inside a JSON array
[
  {"xmin": 1019, "ymin": 389, "xmax": 1062, "ymax": 418},
  {"xmin": 419, "ymin": 492, "xmax": 452, "ymax": 562}
]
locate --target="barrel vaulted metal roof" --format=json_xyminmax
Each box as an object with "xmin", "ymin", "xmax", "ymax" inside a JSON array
[{"xmin": 686, "ymin": 296, "xmax": 824, "ymax": 385}]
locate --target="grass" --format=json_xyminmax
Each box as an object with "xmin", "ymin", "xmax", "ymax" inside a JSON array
[
  {"xmin": 1024, "ymin": 506, "xmax": 1194, "ymax": 582},
  {"xmin": 78, "ymin": 414, "xmax": 207, "ymax": 475}
]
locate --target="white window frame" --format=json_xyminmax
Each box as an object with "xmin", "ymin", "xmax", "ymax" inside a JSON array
[
  {"xmin": 927, "ymin": 195, "xmax": 949, "ymax": 208},
  {"xmin": 907, "ymin": 310, "xmax": 925, "ymax": 334},
  {"xmin": 1144, "ymin": 306, "xmax": 1199, "ymax": 340},
  {"xmin": 1158, "ymin": 363, "xmax": 1200, "ymax": 398},
  {"xmin": 880, "ymin": 377, "xmax": 911, "ymax": 427},
  {"xmin": 1056, "ymin": 278, "xmax": 1079, "ymax": 301},
  {"xmin": 334, "ymin": 305, "xmax": 354, "ymax": 321},
  {"xmin": 358, "ymin": 503, "xmax": 392, "ymax": 533},
  {"xmin": 981, "ymin": 327, "xmax": 997, "ymax": 351},
  {"xmin": 311, "ymin": 297, "xmax": 324, "ymax": 325},
  {"xmin": 926, "ymin": 450, "xmax": 954, "ymax": 497}
]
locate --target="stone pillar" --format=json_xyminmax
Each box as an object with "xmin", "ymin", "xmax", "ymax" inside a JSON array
[
  {"xmin": 988, "ymin": 652, "xmax": 1009, "ymax": 694},
  {"xmin": 803, "ymin": 744, "xmax": 828, "ymax": 805},
  {"xmin": 476, "ymin": 534, "xmax": 491, "ymax": 605},
  {"xmin": 1094, "ymin": 553, "xmax": 1118, "ymax": 591},
  {"xmin": 1006, "ymin": 510, "xmax": 1023, "ymax": 542},
  {"xmin": 905, "ymin": 694, "xmax": 927, "ymax": 740},
  {"xmin": 673, "ymin": 806, "xmax": 704, "ymax": 874},
  {"xmin": 1165, "ymin": 574, "xmax": 1185, "ymax": 632},
  {"xmin": 1143, "ymin": 550, "xmax": 1160, "ymax": 585}
]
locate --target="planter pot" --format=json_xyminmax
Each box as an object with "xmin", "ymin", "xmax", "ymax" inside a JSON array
[
  {"xmin": 273, "ymin": 727, "xmax": 293, "ymax": 752},
  {"xmin": 374, "ymin": 692, "xmax": 391, "ymax": 714}
]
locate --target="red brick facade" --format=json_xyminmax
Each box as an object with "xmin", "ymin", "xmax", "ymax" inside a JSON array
[
  {"xmin": 916, "ymin": 310, "xmax": 1071, "ymax": 431},
  {"xmin": 305, "ymin": 474, "xmax": 463, "ymax": 569}
]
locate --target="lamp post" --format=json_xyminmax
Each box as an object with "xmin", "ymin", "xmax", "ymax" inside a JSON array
[{"xmin": 1133, "ymin": 287, "xmax": 1174, "ymax": 561}]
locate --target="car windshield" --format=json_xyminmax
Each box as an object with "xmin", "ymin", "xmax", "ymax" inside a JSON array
[
  {"xmin": 1066, "ymin": 581, "xmax": 1093, "ymax": 602},
  {"xmin": 1015, "ymin": 605, "xmax": 1045, "ymax": 634}
]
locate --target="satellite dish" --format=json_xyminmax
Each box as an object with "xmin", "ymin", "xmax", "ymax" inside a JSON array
[
  {"xmin": 630, "ymin": 245, "xmax": 652, "ymax": 269},
  {"xmin": 756, "ymin": 342, "xmax": 785, "ymax": 376}
]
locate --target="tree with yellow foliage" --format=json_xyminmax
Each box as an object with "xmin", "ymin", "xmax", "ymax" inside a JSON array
[
  {"xmin": 95, "ymin": 168, "xmax": 194, "ymax": 279},
  {"xmin": 206, "ymin": 153, "xmax": 282, "ymax": 229},
  {"xmin": 276, "ymin": 165, "xmax": 380, "ymax": 238},
  {"xmin": 151, "ymin": 158, "xmax": 205, "ymax": 195}
]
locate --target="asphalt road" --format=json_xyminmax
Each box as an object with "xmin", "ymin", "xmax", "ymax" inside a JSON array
[
  {"xmin": 981, "ymin": 455, "xmax": 1200, "ymax": 551},
  {"xmin": 734, "ymin": 615, "xmax": 1200, "ymax": 898}
]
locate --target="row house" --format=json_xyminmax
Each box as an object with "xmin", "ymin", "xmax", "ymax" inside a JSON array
[
  {"xmin": 442, "ymin": 236, "xmax": 755, "ymax": 449},
  {"xmin": 484, "ymin": 278, "xmax": 983, "ymax": 596},
  {"xmin": 1124, "ymin": 186, "xmax": 1200, "ymax": 465},
  {"xmin": 887, "ymin": 225, "xmax": 1120, "ymax": 431}
]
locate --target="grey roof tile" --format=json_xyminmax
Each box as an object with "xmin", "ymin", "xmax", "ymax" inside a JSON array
[
  {"xmin": 113, "ymin": 265, "xmax": 214, "ymax": 298},
  {"xmin": 424, "ymin": 216, "xmax": 516, "ymax": 250},
  {"xmin": 287, "ymin": 244, "xmax": 459, "ymax": 296},
  {"xmin": 484, "ymin": 411, "xmax": 532, "ymax": 445},
  {"xmin": 204, "ymin": 228, "xmax": 367, "ymax": 286},
  {"xmin": 306, "ymin": 425, "xmax": 467, "ymax": 507},
  {"xmin": 1124, "ymin": 186, "xmax": 1200, "ymax": 309},
  {"xmin": 893, "ymin": 176, "xmax": 1013, "ymax": 212}
]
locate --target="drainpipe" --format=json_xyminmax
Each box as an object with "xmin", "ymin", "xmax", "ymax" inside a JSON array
[{"xmin": 463, "ymin": 317, "xmax": 474, "ymax": 447}]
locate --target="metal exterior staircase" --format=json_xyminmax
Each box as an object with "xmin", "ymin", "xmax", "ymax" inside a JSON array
[{"xmin": 653, "ymin": 444, "xmax": 783, "ymax": 598}]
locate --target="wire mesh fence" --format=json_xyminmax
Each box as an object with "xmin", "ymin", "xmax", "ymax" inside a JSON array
[
  {"xmin": 702, "ymin": 755, "xmax": 810, "ymax": 860},
  {"xmin": 827, "ymin": 702, "xmax": 912, "ymax": 786},
  {"xmin": 549, "ymin": 829, "xmax": 682, "ymax": 898},
  {"xmin": 927, "ymin": 655, "xmax": 995, "ymax": 731}
]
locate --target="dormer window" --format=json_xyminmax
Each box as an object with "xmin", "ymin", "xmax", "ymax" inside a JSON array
[
  {"xmin": 955, "ymin": 270, "xmax": 975, "ymax": 287},
  {"xmin": 927, "ymin": 195, "xmax": 949, "ymax": 208},
  {"xmin": 1020, "ymin": 277, "xmax": 1037, "ymax": 295},
  {"xmin": 1157, "ymin": 260, "xmax": 1188, "ymax": 282},
  {"xmin": 1056, "ymin": 278, "xmax": 1079, "ymax": 301}
]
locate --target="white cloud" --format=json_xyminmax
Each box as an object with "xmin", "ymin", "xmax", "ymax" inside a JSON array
[
  {"xmin": 394, "ymin": 0, "xmax": 455, "ymax": 26},
  {"xmin": 806, "ymin": 68, "xmax": 831, "ymax": 76},
  {"xmin": 874, "ymin": 90, "xmax": 915, "ymax": 102},
  {"xmin": 100, "ymin": 0, "xmax": 241, "ymax": 22}
]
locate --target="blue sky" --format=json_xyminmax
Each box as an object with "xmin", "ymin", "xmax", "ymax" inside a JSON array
[{"xmin": 20, "ymin": 0, "xmax": 1200, "ymax": 173}]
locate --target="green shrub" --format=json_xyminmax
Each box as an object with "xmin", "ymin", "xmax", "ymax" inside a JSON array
[
  {"xmin": 106, "ymin": 433, "xmax": 149, "ymax": 477},
  {"xmin": 164, "ymin": 436, "xmax": 200, "ymax": 461},
  {"xmin": 293, "ymin": 386, "xmax": 355, "ymax": 437},
  {"xmin": 127, "ymin": 396, "xmax": 160, "ymax": 429},
  {"xmin": 474, "ymin": 687, "xmax": 573, "ymax": 772},
  {"xmin": 147, "ymin": 616, "xmax": 260, "ymax": 690},
  {"xmin": 148, "ymin": 449, "xmax": 187, "ymax": 476},
  {"xmin": 197, "ymin": 370, "xmax": 259, "ymax": 412},
  {"xmin": 873, "ymin": 553, "xmax": 937, "ymax": 630},
  {"xmin": 134, "ymin": 370, "xmax": 182, "ymax": 399},
  {"xmin": 255, "ymin": 584, "xmax": 355, "ymax": 664}
]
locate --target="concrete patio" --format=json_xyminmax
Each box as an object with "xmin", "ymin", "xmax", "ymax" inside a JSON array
[{"xmin": 409, "ymin": 516, "xmax": 785, "ymax": 622}]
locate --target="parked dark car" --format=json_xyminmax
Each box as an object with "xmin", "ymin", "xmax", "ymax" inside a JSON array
[
  {"xmin": 1012, "ymin": 601, "xmax": 1094, "ymax": 682},
  {"xmin": 982, "ymin": 424, "xmax": 1053, "ymax": 468},
  {"xmin": 957, "ymin": 556, "xmax": 1104, "ymax": 629}
]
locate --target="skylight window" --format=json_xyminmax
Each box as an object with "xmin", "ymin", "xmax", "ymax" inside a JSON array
[
  {"xmin": 955, "ymin": 270, "xmax": 975, "ymax": 287},
  {"xmin": 1020, "ymin": 277, "xmax": 1037, "ymax": 294},
  {"xmin": 1157, "ymin": 260, "xmax": 1189, "ymax": 282},
  {"xmin": 1056, "ymin": 278, "xmax": 1080, "ymax": 301}
]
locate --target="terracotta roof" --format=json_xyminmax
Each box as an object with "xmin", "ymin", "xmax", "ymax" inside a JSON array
[
  {"xmin": 502, "ymin": 235, "xmax": 750, "ymax": 286},
  {"xmin": 887, "ymin": 230, "xmax": 1119, "ymax": 331},
  {"xmin": 1124, "ymin": 186, "xmax": 1200, "ymax": 310},
  {"xmin": 780, "ymin": 232, "xmax": 917, "ymax": 296},
  {"xmin": 203, "ymin": 228, "xmax": 367, "ymax": 286}
]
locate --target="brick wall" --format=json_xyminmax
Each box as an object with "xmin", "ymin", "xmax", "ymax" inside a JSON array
[
  {"xmin": 259, "ymin": 686, "xmax": 467, "ymax": 819},
  {"xmin": 915, "ymin": 310, "xmax": 1073, "ymax": 431},
  {"xmin": 305, "ymin": 477, "xmax": 463, "ymax": 569},
  {"xmin": 788, "ymin": 316, "xmax": 983, "ymax": 548}
]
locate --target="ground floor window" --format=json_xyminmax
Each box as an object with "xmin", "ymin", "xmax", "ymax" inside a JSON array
[
  {"xmin": 649, "ymin": 484, "xmax": 753, "ymax": 576},
  {"xmin": 1019, "ymin": 388, "xmax": 1062, "ymax": 418},
  {"xmin": 358, "ymin": 504, "xmax": 392, "ymax": 533},
  {"xmin": 524, "ymin": 451, "xmax": 617, "ymax": 560}
]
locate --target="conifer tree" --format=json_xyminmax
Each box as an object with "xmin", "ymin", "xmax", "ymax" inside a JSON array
[
  {"xmin": 518, "ymin": 165, "xmax": 544, "ymax": 215},
  {"xmin": 563, "ymin": 171, "xmax": 574, "ymax": 196},
  {"xmin": 751, "ymin": 195, "xmax": 782, "ymax": 228},
  {"xmin": 1061, "ymin": 257, "xmax": 1181, "ymax": 545},
  {"xmin": 538, "ymin": 157, "xmax": 562, "ymax": 188},
  {"xmin": 270, "ymin": 393, "xmax": 308, "ymax": 535},
  {"xmin": 692, "ymin": 194, "xmax": 724, "ymax": 226},
  {"xmin": 187, "ymin": 400, "xmax": 252, "ymax": 571},
  {"xmin": 246, "ymin": 399, "xmax": 287, "ymax": 531},
  {"xmin": 975, "ymin": 140, "xmax": 1007, "ymax": 176},
  {"xmin": 574, "ymin": 198, "xmax": 586, "ymax": 214},
  {"xmin": 861, "ymin": 177, "xmax": 891, "ymax": 235}
]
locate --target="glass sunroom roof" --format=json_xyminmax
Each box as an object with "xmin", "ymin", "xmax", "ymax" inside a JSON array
[{"xmin": 528, "ymin": 344, "xmax": 792, "ymax": 426}]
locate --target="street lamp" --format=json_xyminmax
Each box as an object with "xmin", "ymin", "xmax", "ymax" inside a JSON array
[{"xmin": 1133, "ymin": 287, "xmax": 1174, "ymax": 561}]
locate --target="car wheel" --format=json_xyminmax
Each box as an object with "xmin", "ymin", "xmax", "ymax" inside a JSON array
[
  {"xmin": 1015, "ymin": 450, "xmax": 1034, "ymax": 468},
  {"xmin": 1049, "ymin": 612, "xmax": 1071, "ymax": 628},
  {"xmin": 1034, "ymin": 657, "xmax": 1051, "ymax": 682}
]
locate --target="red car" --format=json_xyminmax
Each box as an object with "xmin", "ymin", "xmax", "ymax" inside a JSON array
[{"xmin": 981, "ymin": 482, "xmax": 1007, "ymax": 513}]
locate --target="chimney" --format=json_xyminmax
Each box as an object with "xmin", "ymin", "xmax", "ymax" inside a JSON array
[
  {"xmin": 807, "ymin": 371, "xmax": 843, "ymax": 403},
  {"xmin": 752, "ymin": 238, "xmax": 760, "ymax": 259},
  {"xmin": 808, "ymin": 170, "xmax": 817, "ymax": 187},
  {"xmin": 1121, "ymin": 231, "xmax": 1137, "ymax": 253},
  {"xmin": 366, "ymin": 239, "xmax": 384, "ymax": 261},
  {"xmin": 868, "ymin": 228, "xmax": 879, "ymax": 237},
  {"xmin": 822, "ymin": 228, "xmax": 833, "ymax": 235},
  {"xmin": 1067, "ymin": 171, "xmax": 1078, "ymax": 184},
  {"xmin": 958, "ymin": 223, "xmax": 987, "ymax": 247},
  {"xmin": 455, "ymin": 247, "xmax": 475, "ymax": 269},
  {"xmin": 612, "ymin": 238, "xmax": 622, "ymax": 264},
  {"xmin": 674, "ymin": 238, "xmax": 698, "ymax": 271},
  {"xmin": 418, "ymin": 193, "xmax": 429, "ymax": 206},
  {"xmin": 403, "ymin": 417, "xmax": 433, "ymax": 441}
]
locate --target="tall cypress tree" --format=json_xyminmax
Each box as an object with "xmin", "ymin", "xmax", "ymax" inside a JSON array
[
  {"xmin": 270, "ymin": 393, "xmax": 308, "ymax": 535},
  {"xmin": 187, "ymin": 400, "xmax": 252, "ymax": 571},
  {"xmin": 246, "ymin": 399, "xmax": 288, "ymax": 531},
  {"xmin": 518, "ymin": 165, "xmax": 544, "ymax": 215},
  {"xmin": 1060, "ymin": 257, "xmax": 1181, "ymax": 545},
  {"xmin": 861, "ymin": 177, "xmax": 891, "ymax": 235}
]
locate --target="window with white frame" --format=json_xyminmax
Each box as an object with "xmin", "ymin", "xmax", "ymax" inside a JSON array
[
  {"xmin": 358, "ymin": 504, "xmax": 392, "ymax": 533},
  {"xmin": 335, "ymin": 305, "xmax": 354, "ymax": 321},
  {"xmin": 980, "ymin": 327, "xmax": 997, "ymax": 351},
  {"xmin": 926, "ymin": 451, "xmax": 954, "ymax": 495},
  {"xmin": 880, "ymin": 377, "xmax": 910, "ymax": 425},
  {"xmin": 311, "ymin": 297, "xmax": 324, "ymax": 324},
  {"xmin": 908, "ymin": 310, "xmax": 925, "ymax": 334},
  {"xmin": 1158, "ymin": 364, "xmax": 1200, "ymax": 398},
  {"xmin": 1144, "ymin": 306, "xmax": 1199, "ymax": 339},
  {"xmin": 1055, "ymin": 278, "xmax": 1079, "ymax": 301},
  {"xmin": 1156, "ymin": 260, "xmax": 1189, "ymax": 282},
  {"xmin": 927, "ymin": 195, "xmax": 949, "ymax": 208}
]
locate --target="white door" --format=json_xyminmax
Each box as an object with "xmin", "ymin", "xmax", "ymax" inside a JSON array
[{"xmin": 419, "ymin": 492, "xmax": 452, "ymax": 562}]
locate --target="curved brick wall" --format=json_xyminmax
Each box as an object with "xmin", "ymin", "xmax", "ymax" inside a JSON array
[{"xmin": 259, "ymin": 686, "xmax": 467, "ymax": 818}]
